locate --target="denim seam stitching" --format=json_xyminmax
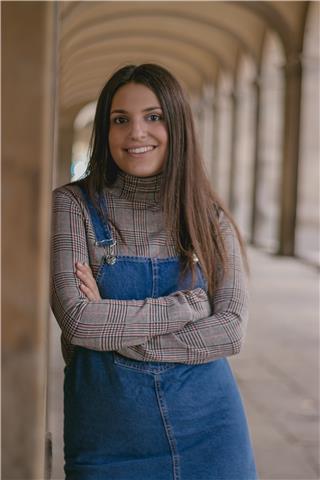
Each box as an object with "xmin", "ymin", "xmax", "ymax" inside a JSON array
[
  {"xmin": 154, "ymin": 375, "xmax": 181, "ymax": 480},
  {"xmin": 102, "ymin": 255, "xmax": 180, "ymax": 262},
  {"xmin": 151, "ymin": 259, "xmax": 159, "ymax": 298}
]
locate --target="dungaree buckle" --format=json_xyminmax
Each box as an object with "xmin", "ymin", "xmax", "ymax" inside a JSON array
[{"xmin": 103, "ymin": 240, "xmax": 117, "ymax": 265}]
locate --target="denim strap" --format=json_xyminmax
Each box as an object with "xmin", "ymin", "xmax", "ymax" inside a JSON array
[{"xmin": 78, "ymin": 185, "xmax": 114, "ymax": 247}]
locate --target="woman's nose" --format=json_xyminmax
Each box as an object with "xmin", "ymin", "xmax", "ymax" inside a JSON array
[{"xmin": 129, "ymin": 119, "xmax": 146, "ymax": 140}]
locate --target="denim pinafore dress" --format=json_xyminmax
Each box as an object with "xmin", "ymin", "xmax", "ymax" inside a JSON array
[{"xmin": 63, "ymin": 188, "xmax": 257, "ymax": 480}]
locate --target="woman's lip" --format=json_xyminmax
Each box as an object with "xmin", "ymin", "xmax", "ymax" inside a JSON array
[
  {"xmin": 124, "ymin": 145, "xmax": 157, "ymax": 150},
  {"xmin": 124, "ymin": 146, "xmax": 158, "ymax": 154}
]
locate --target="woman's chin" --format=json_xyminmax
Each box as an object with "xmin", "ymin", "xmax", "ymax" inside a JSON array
[{"xmin": 119, "ymin": 164, "xmax": 163, "ymax": 178}]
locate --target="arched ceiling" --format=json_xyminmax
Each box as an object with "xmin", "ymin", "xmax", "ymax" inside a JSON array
[{"xmin": 58, "ymin": 1, "xmax": 309, "ymax": 123}]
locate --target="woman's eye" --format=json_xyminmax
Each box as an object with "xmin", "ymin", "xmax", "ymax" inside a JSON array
[
  {"xmin": 113, "ymin": 117, "xmax": 128, "ymax": 124},
  {"xmin": 147, "ymin": 113, "xmax": 162, "ymax": 122},
  {"xmin": 112, "ymin": 114, "xmax": 163, "ymax": 124}
]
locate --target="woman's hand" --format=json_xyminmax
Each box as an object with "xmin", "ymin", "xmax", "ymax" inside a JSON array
[{"xmin": 75, "ymin": 262, "xmax": 101, "ymax": 301}]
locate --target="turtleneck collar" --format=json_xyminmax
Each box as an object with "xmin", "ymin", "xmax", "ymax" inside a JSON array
[{"xmin": 108, "ymin": 169, "xmax": 163, "ymax": 203}]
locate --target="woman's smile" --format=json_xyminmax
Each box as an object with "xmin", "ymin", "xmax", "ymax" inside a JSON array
[{"xmin": 125, "ymin": 145, "xmax": 157, "ymax": 155}]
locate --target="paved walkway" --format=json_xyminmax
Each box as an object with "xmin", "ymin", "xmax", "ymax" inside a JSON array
[
  {"xmin": 231, "ymin": 247, "xmax": 319, "ymax": 480},
  {"xmin": 48, "ymin": 247, "xmax": 319, "ymax": 480}
]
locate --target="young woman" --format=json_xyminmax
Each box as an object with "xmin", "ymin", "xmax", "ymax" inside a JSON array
[{"xmin": 51, "ymin": 63, "xmax": 257, "ymax": 480}]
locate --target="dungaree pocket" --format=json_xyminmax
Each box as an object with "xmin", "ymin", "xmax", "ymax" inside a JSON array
[{"xmin": 112, "ymin": 351, "xmax": 178, "ymax": 374}]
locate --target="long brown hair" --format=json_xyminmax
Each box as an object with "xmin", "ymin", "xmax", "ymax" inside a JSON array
[{"xmin": 80, "ymin": 63, "xmax": 248, "ymax": 296}]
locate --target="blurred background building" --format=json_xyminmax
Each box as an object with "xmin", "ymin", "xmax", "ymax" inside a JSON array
[{"xmin": 2, "ymin": 1, "xmax": 319, "ymax": 479}]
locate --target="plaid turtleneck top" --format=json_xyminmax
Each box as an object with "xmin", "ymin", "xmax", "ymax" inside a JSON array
[{"xmin": 50, "ymin": 171, "xmax": 248, "ymax": 366}]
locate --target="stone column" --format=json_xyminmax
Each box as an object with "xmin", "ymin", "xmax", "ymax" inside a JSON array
[
  {"xmin": 201, "ymin": 85, "xmax": 215, "ymax": 181},
  {"xmin": 278, "ymin": 56, "xmax": 303, "ymax": 255},
  {"xmin": 228, "ymin": 90, "xmax": 238, "ymax": 212},
  {"xmin": 215, "ymin": 78, "xmax": 233, "ymax": 204},
  {"xmin": 250, "ymin": 77, "xmax": 262, "ymax": 245},
  {"xmin": 2, "ymin": 2, "xmax": 58, "ymax": 478},
  {"xmin": 211, "ymin": 101, "xmax": 220, "ymax": 190}
]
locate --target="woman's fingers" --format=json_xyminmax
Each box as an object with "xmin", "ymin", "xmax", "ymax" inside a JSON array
[
  {"xmin": 76, "ymin": 262, "xmax": 92, "ymax": 275},
  {"xmin": 79, "ymin": 279, "xmax": 101, "ymax": 301},
  {"xmin": 75, "ymin": 262, "xmax": 101, "ymax": 300},
  {"xmin": 76, "ymin": 264, "xmax": 93, "ymax": 284},
  {"xmin": 80, "ymin": 283, "xmax": 97, "ymax": 301},
  {"xmin": 76, "ymin": 263, "xmax": 95, "ymax": 287}
]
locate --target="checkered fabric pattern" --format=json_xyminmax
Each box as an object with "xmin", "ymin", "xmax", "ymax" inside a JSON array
[{"xmin": 50, "ymin": 171, "xmax": 248, "ymax": 365}]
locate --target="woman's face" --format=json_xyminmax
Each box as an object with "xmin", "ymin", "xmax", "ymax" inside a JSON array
[{"xmin": 109, "ymin": 83, "xmax": 168, "ymax": 177}]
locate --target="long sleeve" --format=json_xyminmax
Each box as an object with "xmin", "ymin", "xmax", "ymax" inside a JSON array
[
  {"xmin": 50, "ymin": 188, "xmax": 211, "ymax": 353},
  {"xmin": 117, "ymin": 211, "xmax": 249, "ymax": 364}
]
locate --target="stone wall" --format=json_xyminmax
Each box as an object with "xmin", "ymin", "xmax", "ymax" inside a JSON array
[{"xmin": 2, "ymin": 2, "xmax": 57, "ymax": 478}]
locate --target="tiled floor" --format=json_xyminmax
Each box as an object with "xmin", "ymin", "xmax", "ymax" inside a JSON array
[{"xmin": 48, "ymin": 247, "xmax": 319, "ymax": 479}]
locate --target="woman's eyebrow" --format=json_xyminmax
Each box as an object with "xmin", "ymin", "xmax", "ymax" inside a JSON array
[{"xmin": 110, "ymin": 106, "xmax": 162, "ymax": 114}]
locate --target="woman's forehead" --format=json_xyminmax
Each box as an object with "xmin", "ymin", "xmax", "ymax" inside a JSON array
[{"xmin": 111, "ymin": 83, "xmax": 161, "ymax": 112}]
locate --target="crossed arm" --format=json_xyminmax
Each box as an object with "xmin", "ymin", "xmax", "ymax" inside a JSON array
[{"xmin": 51, "ymin": 188, "xmax": 248, "ymax": 364}]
